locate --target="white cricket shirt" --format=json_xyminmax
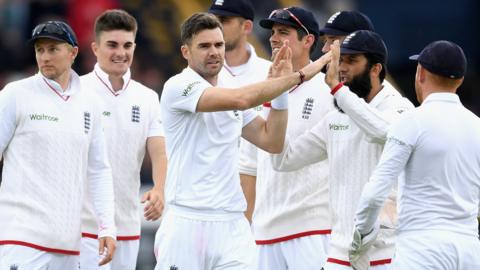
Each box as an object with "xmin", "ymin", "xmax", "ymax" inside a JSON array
[
  {"xmin": 272, "ymin": 83, "xmax": 413, "ymax": 262},
  {"xmin": 161, "ymin": 67, "xmax": 256, "ymax": 216},
  {"xmin": 253, "ymin": 72, "xmax": 334, "ymax": 243},
  {"xmin": 355, "ymin": 93, "xmax": 480, "ymax": 238},
  {"xmin": 0, "ymin": 72, "xmax": 115, "ymax": 254},
  {"xmin": 81, "ymin": 64, "xmax": 164, "ymax": 239},
  {"xmin": 219, "ymin": 43, "xmax": 271, "ymax": 176}
]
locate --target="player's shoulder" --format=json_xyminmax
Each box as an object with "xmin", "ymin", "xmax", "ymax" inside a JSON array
[
  {"xmin": 129, "ymin": 79, "xmax": 159, "ymax": 98},
  {"xmin": 382, "ymin": 81, "xmax": 414, "ymax": 110},
  {"xmin": 162, "ymin": 68, "xmax": 207, "ymax": 97},
  {"xmin": 1, "ymin": 75, "xmax": 36, "ymax": 97},
  {"xmin": 255, "ymin": 55, "xmax": 272, "ymax": 67}
]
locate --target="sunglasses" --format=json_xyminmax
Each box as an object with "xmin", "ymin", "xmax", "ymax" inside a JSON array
[
  {"xmin": 32, "ymin": 21, "xmax": 76, "ymax": 46},
  {"xmin": 268, "ymin": 8, "xmax": 310, "ymax": 36}
]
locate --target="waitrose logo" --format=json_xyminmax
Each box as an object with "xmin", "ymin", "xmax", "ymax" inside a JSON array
[{"xmin": 29, "ymin": 113, "xmax": 59, "ymax": 122}]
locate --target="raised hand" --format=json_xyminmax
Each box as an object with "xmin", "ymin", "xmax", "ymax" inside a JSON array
[
  {"xmin": 325, "ymin": 40, "xmax": 341, "ymax": 88},
  {"xmin": 268, "ymin": 40, "xmax": 293, "ymax": 79}
]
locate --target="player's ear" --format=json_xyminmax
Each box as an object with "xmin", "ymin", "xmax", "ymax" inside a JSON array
[
  {"xmin": 181, "ymin": 45, "xmax": 189, "ymax": 60},
  {"xmin": 242, "ymin": 19, "xmax": 253, "ymax": 35},
  {"xmin": 91, "ymin": 42, "xmax": 98, "ymax": 56}
]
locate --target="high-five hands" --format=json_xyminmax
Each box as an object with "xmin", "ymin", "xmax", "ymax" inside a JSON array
[
  {"xmin": 325, "ymin": 40, "xmax": 341, "ymax": 88},
  {"xmin": 269, "ymin": 40, "xmax": 293, "ymax": 78}
]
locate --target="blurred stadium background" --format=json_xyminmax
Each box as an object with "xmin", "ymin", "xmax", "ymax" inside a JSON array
[{"xmin": 0, "ymin": 0, "xmax": 478, "ymax": 269}]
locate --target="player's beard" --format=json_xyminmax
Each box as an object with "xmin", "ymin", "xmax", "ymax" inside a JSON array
[
  {"xmin": 334, "ymin": 68, "xmax": 372, "ymax": 113},
  {"xmin": 345, "ymin": 67, "xmax": 372, "ymax": 100},
  {"xmin": 225, "ymin": 36, "xmax": 241, "ymax": 52}
]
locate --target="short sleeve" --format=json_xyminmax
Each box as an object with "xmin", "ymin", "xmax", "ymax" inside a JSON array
[{"xmin": 162, "ymin": 72, "xmax": 211, "ymax": 113}]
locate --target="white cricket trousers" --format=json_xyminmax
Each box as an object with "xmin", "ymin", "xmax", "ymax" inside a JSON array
[
  {"xmin": 255, "ymin": 234, "xmax": 330, "ymax": 270},
  {"xmin": 154, "ymin": 207, "xmax": 256, "ymax": 270},
  {"xmin": 393, "ymin": 230, "xmax": 480, "ymax": 270},
  {"xmin": 80, "ymin": 236, "xmax": 140, "ymax": 270},
  {"xmin": 0, "ymin": 244, "xmax": 79, "ymax": 269}
]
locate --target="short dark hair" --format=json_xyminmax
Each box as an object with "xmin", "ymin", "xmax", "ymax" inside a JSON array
[
  {"xmin": 181, "ymin": 12, "xmax": 223, "ymax": 45},
  {"xmin": 365, "ymin": 53, "xmax": 386, "ymax": 83},
  {"xmin": 94, "ymin": 9, "xmax": 138, "ymax": 39},
  {"xmin": 296, "ymin": 28, "xmax": 318, "ymax": 55}
]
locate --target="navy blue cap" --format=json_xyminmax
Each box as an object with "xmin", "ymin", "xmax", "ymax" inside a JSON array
[
  {"xmin": 30, "ymin": 20, "xmax": 78, "ymax": 47},
  {"xmin": 319, "ymin": 11, "xmax": 374, "ymax": 36},
  {"xmin": 208, "ymin": 0, "xmax": 254, "ymax": 21},
  {"xmin": 409, "ymin": 40, "xmax": 467, "ymax": 79},
  {"xmin": 259, "ymin": 7, "xmax": 320, "ymax": 37},
  {"xmin": 340, "ymin": 30, "xmax": 387, "ymax": 63}
]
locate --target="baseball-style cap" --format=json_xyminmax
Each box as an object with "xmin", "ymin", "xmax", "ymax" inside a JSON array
[
  {"xmin": 409, "ymin": 40, "xmax": 467, "ymax": 79},
  {"xmin": 319, "ymin": 11, "xmax": 374, "ymax": 36},
  {"xmin": 208, "ymin": 0, "xmax": 254, "ymax": 21},
  {"xmin": 30, "ymin": 20, "xmax": 78, "ymax": 47},
  {"xmin": 340, "ymin": 30, "xmax": 387, "ymax": 63},
  {"xmin": 259, "ymin": 7, "xmax": 320, "ymax": 37}
]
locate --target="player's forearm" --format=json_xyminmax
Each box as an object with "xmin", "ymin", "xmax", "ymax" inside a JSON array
[
  {"xmin": 254, "ymin": 109, "xmax": 288, "ymax": 153},
  {"xmin": 272, "ymin": 128, "xmax": 328, "ymax": 172},
  {"xmin": 88, "ymin": 116, "xmax": 116, "ymax": 238},
  {"xmin": 334, "ymin": 87, "xmax": 392, "ymax": 142},
  {"xmin": 355, "ymin": 138, "xmax": 411, "ymax": 234},
  {"xmin": 240, "ymin": 174, "xmax": 256, "ymax": 223},
  {"xmin": 235, "ymin": 73, "xmax": 300, "ymax": 110},
  {"xmin": 147, "ymin": 136, "xmax": 167, "ymax": 191}
]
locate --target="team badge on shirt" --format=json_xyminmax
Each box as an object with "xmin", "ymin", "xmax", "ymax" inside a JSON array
[
  {"xmin": 131, "ymin": 105, "xmax": 140, "ymax": 123},
  {"xmin": 169, "ymin": 265, "xmax": 179, "ymax": 270},
  {"xmin": 302, "ymin": 98, "xmax": 314, "ymax": 119},
  {"xmin": 84, "ymin": 112, "xmax": 91, "ymax": 134},
  {"xmin": 9, "ymin": 264, "xmax": 18, "ymax": 270}
]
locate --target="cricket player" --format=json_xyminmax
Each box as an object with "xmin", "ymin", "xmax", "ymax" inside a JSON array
[
  {"xmin": 80, "ymin": 9, "xmax": 167, "ymax": 270},
  {"xmin": 154, "ymin": 12, "xmax": 332, "ymax": 270},
  {"xmin": 319, "ymin": 10, "xmax": 374, "ymax": 54},
  {"xmin": 208, "ymin": 0, "xmax": 271, "ymax": 222},
  {"xmin": 252, "ymin": 6, "xmax": 333, "ymax": 269},
  {"xmin": 351, "ymin": 40, "xmax": 480, "ymax": 270},
  {"xmin": 272, "ymin": 31, "xmax": 414, "ymax": 270},
  {"xmin": 0, "ymin": 20, "xmax": 116, "ymax": 269}
]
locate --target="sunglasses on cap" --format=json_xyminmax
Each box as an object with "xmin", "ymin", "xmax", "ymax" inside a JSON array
[
  {"xmin": 32, "ymin": 21, "xmax": 76, "ymax": 46},
  {"xmin": 268, "ymin": 8, "xmax": 310, "ymax": 36}
]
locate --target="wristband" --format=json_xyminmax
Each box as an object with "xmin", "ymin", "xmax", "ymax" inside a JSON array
[
  {"xmin": 330, "ymin": 82, "xmax": 344, "ymax": 95},
  {"xmin": 271, "ymin": 91, "xmax": 288, "ymax": 110},
  {"xmin": 297, "ymin": 70, "xmax": 305, "ymax": 85}
]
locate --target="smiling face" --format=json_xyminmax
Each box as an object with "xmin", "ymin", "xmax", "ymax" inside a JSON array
[
  {"xmin": 92, "ymin": 30, "xmax": 136, "ymax": 77},
  {"xmin": 181, "ymin": 27, "xmax": 225, "ymax": 83},
  {"xmin": 35, "ymin": 38, "xmax": 77, "ymax": 81},
  {"xmin": 269, "ymin": 23, "xmax": 307, "ymax": 61}
]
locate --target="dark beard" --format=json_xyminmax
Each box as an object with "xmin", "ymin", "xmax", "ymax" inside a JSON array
[{"xmin": 345, "ymin": 68, "xmax": 372, "ymax": 99}]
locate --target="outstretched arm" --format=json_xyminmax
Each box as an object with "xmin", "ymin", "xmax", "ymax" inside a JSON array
[{"xmin": 196, "ymin": 41, "xmax": 332, "ymax": 113}]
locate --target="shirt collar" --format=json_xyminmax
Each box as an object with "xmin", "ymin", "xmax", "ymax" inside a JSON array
[
  {"xmin": 223, "ymin": 43, "xmax": 257, "ymax": 76},
  {"xmin": 422, "ymin": 92, "xmax": 460, "ymax": 105},
  {"xmin": 369, "ymin": 81, "xmax": 401, "ymax": 108},
  {"xmin": 38, "ymin": 70, "xmax": 80, "ymax": 99},
  {"xmin": 94, "ymin": 63, "xmax": 131, "ymax": 95}
]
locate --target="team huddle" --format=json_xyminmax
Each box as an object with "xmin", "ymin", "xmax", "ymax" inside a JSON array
[{"xmin": 0, "ymin": 0, "xmax": 479, "ymax": 270}]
